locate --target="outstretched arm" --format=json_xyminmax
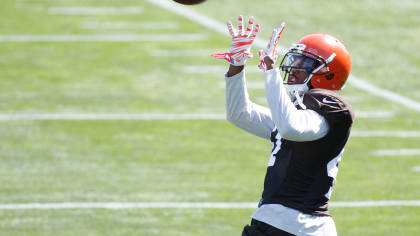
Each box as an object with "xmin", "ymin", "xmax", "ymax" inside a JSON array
[
  {"xmin": 225, "ymin": 68, "xmax": 274, "ymax": 140},
  {"xmin": 212, "ymin": 15, "xmax": 275, "ymax": 139},
  {"xmin": 258, "ymin": 24, "xmax": 329, "ymax": 141},
  {"xmin": 264, "ymin": 68, "xmax": 329, "ymax": 141},
  {"xmin": 227, "ymin": 65, "xmax": 244, "ymax": 77}
]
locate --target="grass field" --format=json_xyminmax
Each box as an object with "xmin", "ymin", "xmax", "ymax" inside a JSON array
[{"xmin": 0, "ymin": 0, "xmax": 419, "ymax": 235}]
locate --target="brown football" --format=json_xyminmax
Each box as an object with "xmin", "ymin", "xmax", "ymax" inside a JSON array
[{"xmin": 173, "ymin": 0, "xmax": 206, "ymax": 5}]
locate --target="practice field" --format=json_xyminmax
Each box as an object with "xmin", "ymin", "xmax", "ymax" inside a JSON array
[{"xmin": 0, "ymin": 0, "xmax": 419, "ymax": 235}]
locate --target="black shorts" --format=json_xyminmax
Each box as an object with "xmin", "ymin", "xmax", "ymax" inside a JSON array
[{"xmin": 242, "ymin": 219, "xmax": 295, "ymax": 236}]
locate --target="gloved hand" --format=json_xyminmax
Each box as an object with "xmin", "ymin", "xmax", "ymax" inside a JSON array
[
  {"xmin": 258, "ymin": 22, "xmax": 286, "ymax": 71},
  {"xmin": 211, "ymin": 15, "xmax": 260, "ymax": 66}
]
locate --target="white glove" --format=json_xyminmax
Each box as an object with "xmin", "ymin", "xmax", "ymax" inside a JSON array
[
  {"xmin": 211, "ymin": 15, "xmax": 260, "ymax": 66},
  {"xmin": 258, "ymin": 22, "xmax": 286, "ymax": 71}
]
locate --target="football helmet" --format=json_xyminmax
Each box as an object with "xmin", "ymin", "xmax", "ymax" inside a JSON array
[{"xmin": 279, "ymin": 33, "xmax": 351, "ymax": 101}]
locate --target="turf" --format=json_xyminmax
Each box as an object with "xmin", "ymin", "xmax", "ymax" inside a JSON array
[{"xmin": 0, "ymin": 0, "xmax": 419, "ymax": 235}]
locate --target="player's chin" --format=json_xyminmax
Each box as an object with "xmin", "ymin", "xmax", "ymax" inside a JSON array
[{"xmin": 287, "ymin": 76, "xmax": 298, "ymax": 84}]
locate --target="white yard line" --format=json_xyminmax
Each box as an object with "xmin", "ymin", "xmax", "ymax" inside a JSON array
[
  {"xmin": 0, "ymin": 113, "xmax": 397, "ymax": 121},
  {"xmin": 339, "ymin": 96, "xmax": 362, "ymax": 103},
  {"xmin": 49, "ymin": 6, "xmax": 143, "ymax": 15},
  {"xmin": 0, "ymin": 201, "xmax": 419, "ymax": 210},
  {"xmin": 0, "ymin": 34, "xmax": 206, "ymax": 42},
  {"xmin": 217, "ymin": 81, "xmax": 264, "ymax": 89},
  {"xmin": 17, "ymin": 0, "xmax": 79, "ymax": 2},
  {"xmin": 372, "ymin": 149, "xmax": 420, "ymax": 156},
  {"xmin": 0, "ymin": 113, "xmax": 226, "ymax": 121},
  {"xmin": 351, "ymin": 130, "xmax": 420, "ymax": 138},
  {"xmin": 329, "ymin": 200, "xmax": 420, "ymax": 207},
  {"xmin": 147, "ymin": 0, "xmax": 420, "ymax": 112},
  {"xmin": 179, "ymin": 65, "xmax": 260, "ymax": 74},
  {"xmin": 0, "ymin": 202, "xmax": 256, "ymax": 210},
  {"xmin": 412, "ymin": 166, "xmax": 420, "ymax": 172},
  {"xmin": 348, "ymin": 76, "xmax": 420, "ymax": 112},
  {"xmin": 151, "ymin": 49, "xmax": 221, "ymax": 57},
  {"xmin": 355, "ymin": 111, "xmax": 395, "ymax": 118},
  {"xmin": 82, "ymin": 21, "xmax": 179, "ymax": 30}
]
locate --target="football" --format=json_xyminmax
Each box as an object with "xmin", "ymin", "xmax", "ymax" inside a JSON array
[{"xmin": 173, "ymin": 0, "xmax": 206, "ymax": 5}]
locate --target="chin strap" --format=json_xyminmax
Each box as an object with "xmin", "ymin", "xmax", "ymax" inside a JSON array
[
  {"xmin": 284, "ymin": 82, "xmax": 309, "ymax": 109},
  {"xmin": 294, "ymin": 90, "xmax": 306, "ymax": 110}
]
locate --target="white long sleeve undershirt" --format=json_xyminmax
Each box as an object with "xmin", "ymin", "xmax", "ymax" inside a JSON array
[{"xmin": 225, "ymin": 67, "xmax": 329, "ymax": 141}]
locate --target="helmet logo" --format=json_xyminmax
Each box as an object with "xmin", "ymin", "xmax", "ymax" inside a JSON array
[
  {"xmin": 290, "ymin": 43, "xmax": 306, "ymax": 51},
  {"xmin": 325, "ymin": 73, "xmax": 335, "ymax": 80}
]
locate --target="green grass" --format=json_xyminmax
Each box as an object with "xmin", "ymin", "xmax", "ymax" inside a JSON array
[
  {"xmin": 0, "ymin": 207, "xmax": 419, "ymax": 235},
  {"xmin": 0, "ymin": 0, "xmax": 419, "ymax": 235}
]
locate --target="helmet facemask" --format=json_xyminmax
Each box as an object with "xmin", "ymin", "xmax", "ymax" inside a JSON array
[{"xmin": 279, "ymin": 44, "xmax": 332, "ymax": 102}]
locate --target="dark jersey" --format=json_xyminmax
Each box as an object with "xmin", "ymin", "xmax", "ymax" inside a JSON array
[{"xmin": 259, "ymin": 88, "xmax": 355, "ymax": 216}]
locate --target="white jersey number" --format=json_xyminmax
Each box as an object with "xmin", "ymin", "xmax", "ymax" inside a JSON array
[
  {"xmin": 268, "ymin": 131, "xmax": 282, "ymax": 167},
  {"xmin": 324, "ymin": 149, "xmax": 343, "ymax": 199}
]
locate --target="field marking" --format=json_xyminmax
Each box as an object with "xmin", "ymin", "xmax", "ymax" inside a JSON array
[
  {"xmin": 82, "ymin": 21, "xmax": 179, "ymax": 30},
  {"xmin": 179, "ymin": 65, "xmax": 260, "ymax": 74},
  {"xmin": 151, "ymin": 49, "xmax": 222, "ymax": 57},
  {"xmin": 412, "ymin": 166, "xmax": 420, "ymax": 172},
  {"xmin": 218, "ymin": 81, "xmax": 264, "ymax": 89},
  {"xmin": 372, "ymin": 149, "xmax": 420, "ymax": 156},
  {"xmin": 0, "ymin": 202, "xmax": 255, "ymax": 210},
  {"xmin": 329, "ymin": 201, "xmax": 420, "ymax": 207},
  {"xmin": 0, "ymin": 34, "xmax": 206, "ymax": 42},
  {"xmin": 147, "ymin": 0, "xmax": 420, "ymax": 112},
  {"xmin": 0, "ymin": 113, "xmax": 396, "ymax": 121},
  {"xmin": 355, "ymin": 111, "xmax": 395, "ymax": 118},
  {"xmin": 0, "ymin": 201, "xmax": 419, "ymax": 210},
  {"xmin": 348, "ymin": 76, "xmax": 420, "ymax": 112},
  {"xmin": 49, "ymin": 6, "xmax": 143, "ymax": 15},
  {"xmin": 340, "ymin": 96, "xmax": 362, "ymax": 103},
  {"xmin": 351, "ymin": 130, "xmax": 420, "ymax": 138},
  {"xmin": 17, "ymin": 0, "xmax": 81, "ymax": 2},
  {"xmin": 0, "ymin": 113, "xmax": 226, "ymax": 121}
]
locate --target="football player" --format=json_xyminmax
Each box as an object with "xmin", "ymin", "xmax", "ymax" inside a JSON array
[{"xmin": 212, "ymin": 15, "xmax": 354, "ymax": 236}]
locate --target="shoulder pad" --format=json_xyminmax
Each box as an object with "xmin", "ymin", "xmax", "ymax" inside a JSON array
[{"xmin": 303, "ymin": 89, "xmax": 355, "ymax": 122}]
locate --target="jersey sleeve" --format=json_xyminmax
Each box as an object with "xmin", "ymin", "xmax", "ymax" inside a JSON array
[
  {"xmin": 264, "ymin": 69, "xmax": 330, "ymax": 142},
  {"xmin": 225, "ymin": 68, "xmax": 275, "ymax": 140}
]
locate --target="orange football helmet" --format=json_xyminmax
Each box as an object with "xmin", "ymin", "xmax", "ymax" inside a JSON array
[{"xmin": 279, "ymin": 33, "xmax": 351, "ymax": 99}]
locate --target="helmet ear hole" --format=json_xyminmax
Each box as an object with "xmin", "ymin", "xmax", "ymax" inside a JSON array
[{"xmin": 325, "ymin": 73, "xmax": 335, "ymax": 80}]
